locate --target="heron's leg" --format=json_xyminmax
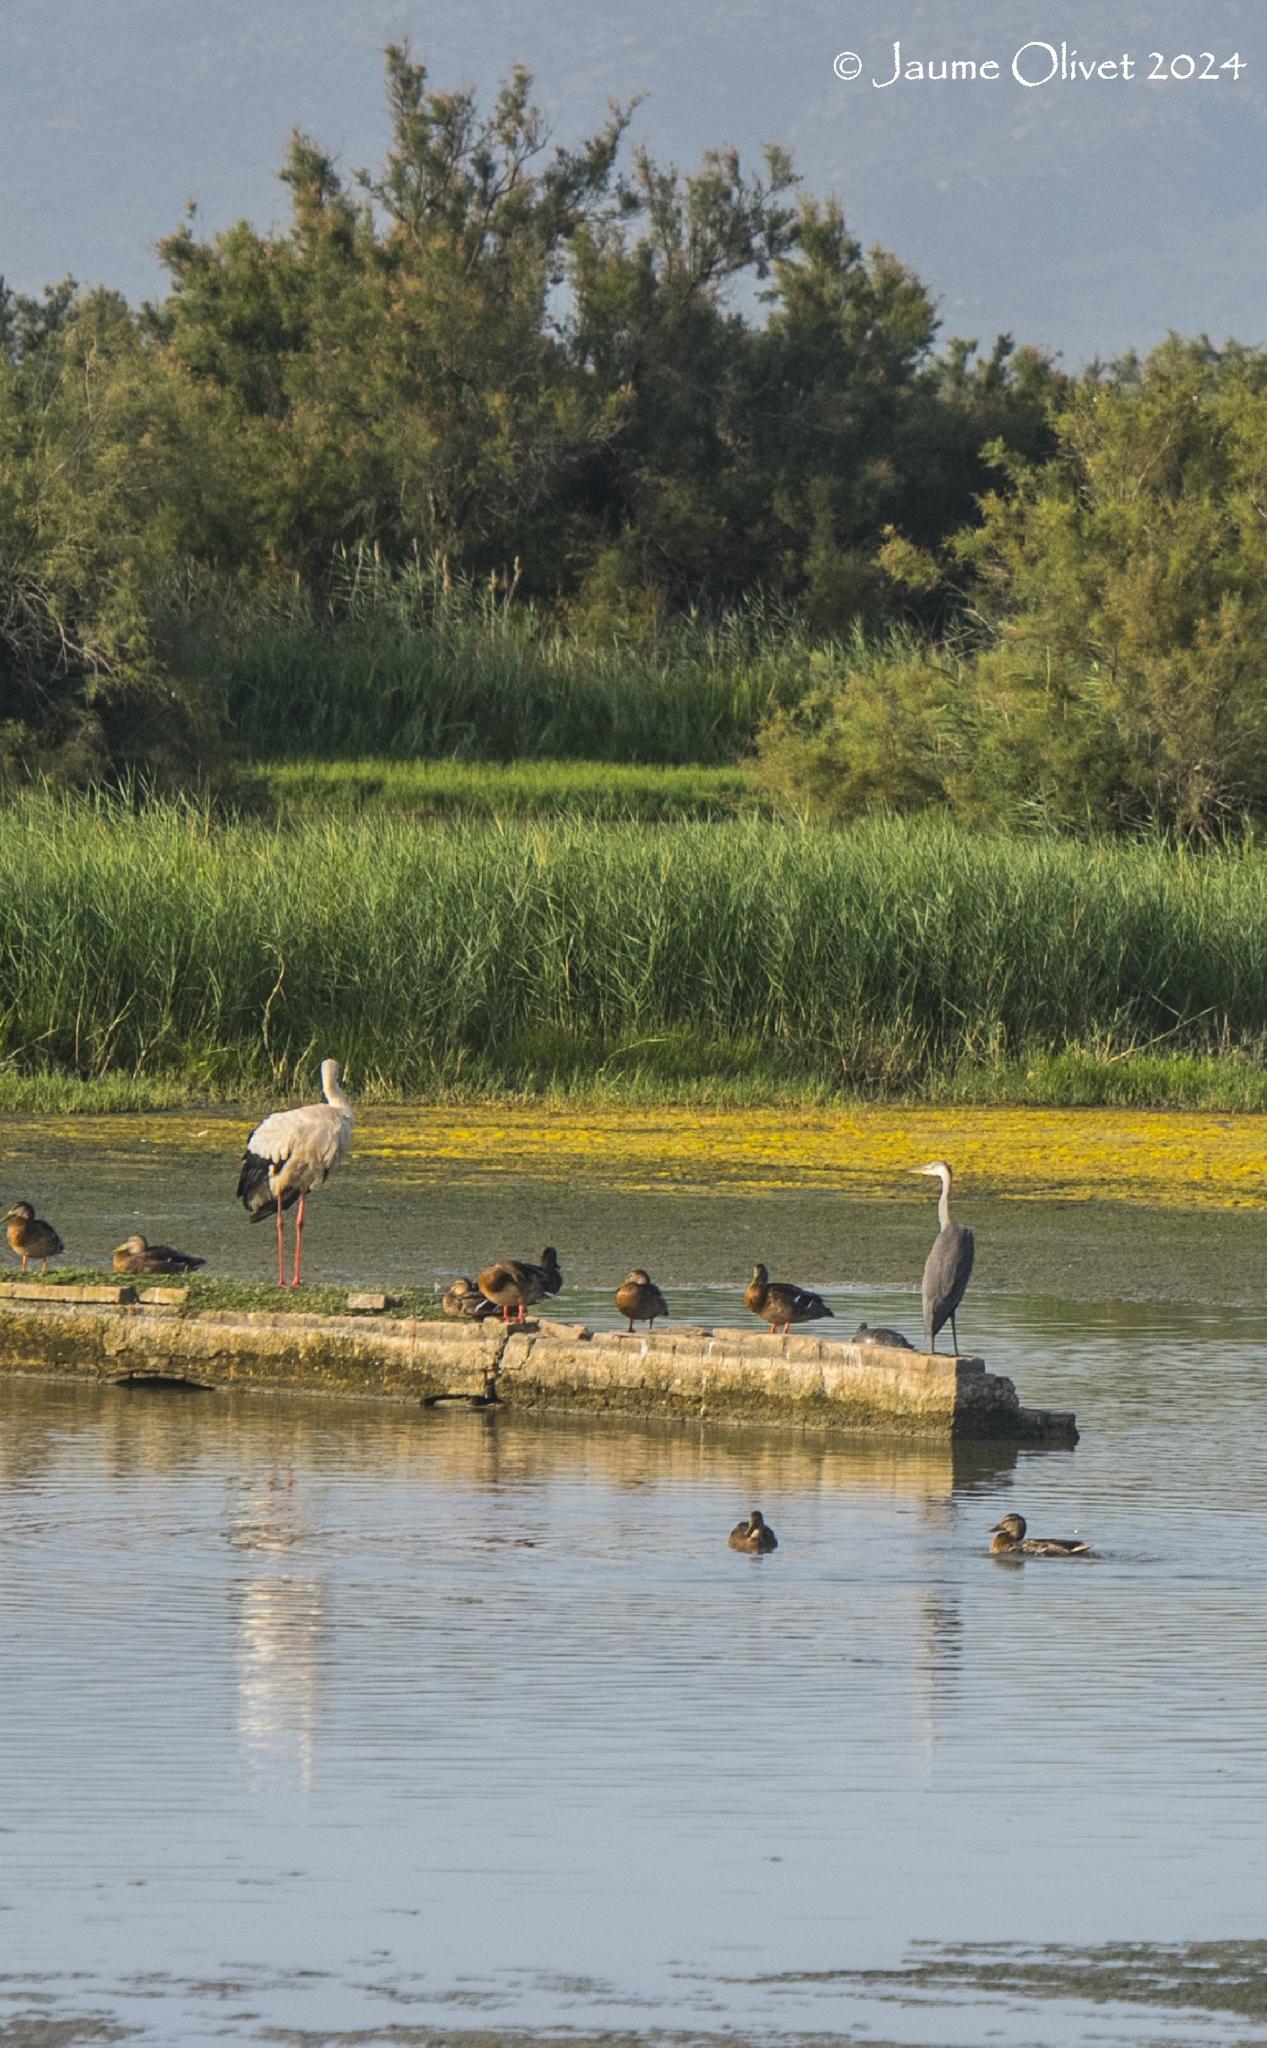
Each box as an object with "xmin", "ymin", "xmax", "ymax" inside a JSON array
[
  {"xmin": 950, "ymin": 1311, "xmax": 959, "ymax": 1355},
  {"xmin": 292, "ymin": 1192, "xmax": 307, "ymax": 1287},
  {"xmin": 276, "ymin": 1201, "xmax": 286, "ymax": 1288}
]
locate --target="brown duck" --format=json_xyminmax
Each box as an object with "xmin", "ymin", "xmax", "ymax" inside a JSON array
[
  {"xmin": 729, "ymin": 1509, "xmax": 778, "ymax": 1553},
  {"xmin": 476, "ymin": 1247, "xmax": 563, "ymax": 1323},
  {"xmin": 3, "ymin": 1201, "xmax": 64, "ymax": 1273},
  {"xmin": 442, "ymin": 1277, "xmax": 499, "ymax": 1321},
  {"xmin": 615, "ymin": 1268, "xmax": 668, "ymax": 1331},
  {"xmin": 989, "ymin": 1512, "xmax": 1091, "ymax": 1558},
  {"xmin": 745, "ymin": 1263, "xmax": 832, "ymax": 1335},
  {"xmin": 113, "ymin": 1234, "xmax": 206, "ymax": 1277}
]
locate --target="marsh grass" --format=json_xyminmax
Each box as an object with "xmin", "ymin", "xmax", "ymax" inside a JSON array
[
  {"xmin": 250, "ymin": 758, "xmax": 763, "ymax": 822},
  {"xmin": 4, "ymin": 792, "xmax": 1267, "ymax": 1108},
  {"xmin": 177, "ymin": 559, "xmax": 812, "ymax": 764}
]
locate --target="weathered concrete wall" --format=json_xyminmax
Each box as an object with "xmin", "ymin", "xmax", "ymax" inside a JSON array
[{"xmin": 0, "ymin": 1288, "xmax": 1077, "ymax": 1443}]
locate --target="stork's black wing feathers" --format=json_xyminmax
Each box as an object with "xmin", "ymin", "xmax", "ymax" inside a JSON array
[{"xmin": 237, "ymin": 1149, "xmax": 301, "ymax": 1222}]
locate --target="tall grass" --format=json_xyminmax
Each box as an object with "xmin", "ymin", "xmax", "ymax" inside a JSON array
[
  {"xmin": 4, "ymin": 794, "xmax": 1267, "ymax": 1104},
  {"xmin": 251, "ymin": 758, "xmax": 763, "ymax": 822},
  {"xmin": 170, "ymin": 551, "xmax": 815, "ymax": 764}
]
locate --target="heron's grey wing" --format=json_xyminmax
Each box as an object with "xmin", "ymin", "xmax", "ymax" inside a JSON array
[{"xmin": 922, "ymin": 1224, "xmax": 975, "ymax": 1323}]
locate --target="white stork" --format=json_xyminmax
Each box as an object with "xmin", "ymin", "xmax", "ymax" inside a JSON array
[{"xmin": 237, "ymin": 1058, "xmax": 353, "ymax": 1287}]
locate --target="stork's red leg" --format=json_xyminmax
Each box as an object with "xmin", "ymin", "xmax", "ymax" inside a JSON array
[
  {"xmin": 291, "ymin": 1192, "xmax": 306, "ymax": 1288},
  {"xmin": 276, "ymin": 1200, "xmax": 286, "ymax": 1288}
]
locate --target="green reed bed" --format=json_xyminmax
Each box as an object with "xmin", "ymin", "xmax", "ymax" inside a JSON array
[
  {"xmin": 3, "ymin": 795, "xmax": 1267, "ymax": 1105},
  {"xmin": 252, "ymin": 758, "xmax": 763, "ymax": 822},
  {"xmin": 178, "ymin": 559, "xmax": 813, "ymax": 765}
]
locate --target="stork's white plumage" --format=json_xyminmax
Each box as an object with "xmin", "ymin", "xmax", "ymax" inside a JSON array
[{"xmin": 237, "ymin": 1058, "xmax": 353, "ymax": 1286}]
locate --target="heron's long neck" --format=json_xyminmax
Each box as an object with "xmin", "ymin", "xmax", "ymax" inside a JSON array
[
  {"xmin": 323, "ymin": 1074, "xmax": 351, "ymax": 1114},
  {"xmin": 936, "ymin": 1171, "xmax": 953, "ymax": 1231}
]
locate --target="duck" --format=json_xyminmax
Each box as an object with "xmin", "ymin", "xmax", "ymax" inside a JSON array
[
  {"xmin": 729, "ymin": 1509, "xmax": 778, "ymax": 1553},
  {"xmin": 476, "ymin": 1247, "xmax": 563, "ymax": 1323},
  {"xmin": 615, "ymin": 1268, "xmax": 668, "ymax": 1331},
  {"xmin": 745, "ymin": 1263, "xmax": 833, "ymax": 1335},
  {"xmin": 851, "ymin": 1322, "xmax": 915, "ymax": 1349},
  {"xmin": 112, "ymin": 1234, "xmax": 206, "ymax": 1277},
  {"xmin": 3, "ymin": 1201, "xmax": 64, "ymax": 1273},
  {"xmin": 988, "ymin": 1512, "xmax": 1091, "ymax": 1558},
  {"xmin": 442, "ymin": 1277, "xmax": 499, "ymax": 1321}
]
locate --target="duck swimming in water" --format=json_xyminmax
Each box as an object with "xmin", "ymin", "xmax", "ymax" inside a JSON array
[
  {"xmin": 729, "ymin": 1509, "xmax": 778, "ymax": 1553},
  {"xmin": 989, "ymin": 1512, "xmax": 1091, "ymax": 1558},
  {"xmin": 745, "ymin": 1264, "xmax": 832, "ymax": 1336},
  {"xmin": 3, "ymin": 1201, "xmax": 64, "ymax": 1273}
]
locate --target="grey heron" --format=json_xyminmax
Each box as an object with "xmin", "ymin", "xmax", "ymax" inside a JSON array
[{"xmin": 913, "ymin": 1158, "xmax": 974, "ymax": 1353}]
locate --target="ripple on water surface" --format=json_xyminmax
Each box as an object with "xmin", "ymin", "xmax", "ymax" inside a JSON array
[{"xmin": 1, "ymin": 1277, "xmax": 1267, "ymax": 2046}]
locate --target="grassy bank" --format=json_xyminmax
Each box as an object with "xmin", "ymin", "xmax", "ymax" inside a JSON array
[
  {"xmin": 2, "ymin": 1270, "xmax": 446, "ymax": 1318},
  {"xmin": 4, "ymin": 794, "xmax": 1267, "ymax": 1109}
]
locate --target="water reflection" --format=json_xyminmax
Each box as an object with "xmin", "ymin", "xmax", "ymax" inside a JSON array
[
  {"xmin": 230, "ymin": 1465, "xmax": 325, "ymax": 1784},
  {"xmin": 1, "ymin": 1279, "xmax": 1266, "ymax": 2047}
]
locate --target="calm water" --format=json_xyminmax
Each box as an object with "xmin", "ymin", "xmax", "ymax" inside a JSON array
[{"xmin": 2, "ymin": 1124, "xmax": 1267, "ymax": 2045}]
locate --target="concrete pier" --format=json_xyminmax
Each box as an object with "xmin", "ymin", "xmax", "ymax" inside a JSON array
[{"xmin": 0, "ymin": 1286, "xmax": 1077, "ymax": 1443}]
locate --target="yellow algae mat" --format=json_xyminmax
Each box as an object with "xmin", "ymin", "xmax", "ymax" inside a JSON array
[{"xmin": 20, "ymin": 1104, "xmax": 1266, "ymax": 1210}]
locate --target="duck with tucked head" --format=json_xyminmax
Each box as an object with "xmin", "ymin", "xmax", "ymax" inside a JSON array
[
  {"xmin": 729, "ymin": 1509, "xmax": 778, "ymax": 1553},
  {"xmin": 745, "ymin": 1263, "xmax": 832, "ymax": 1336},
  {"xmin": 113, "ymin": 1234, "xmax": 205, "ymax": 1277},
  {"xmin": 851, "ymin": 1322, "xmax": 915, "ymax": 1350},
  {"xmin": 3, "ymin": 1201, "xmax": 64, "ymax": 1274},
  {"xmin": 989, "ymin": 1512, "xmax": 1091, "ymax": 1558},
  {"xmin": 442, "ymin": 1278, "xmax": 499, "ymax": 1321},
  {"xmin": 615, "ymin": 1268, "xmax": 668, "ymax": 1331},
  {"xmin": 477, "ymin": 1247, "xmax": 563, "ymax": 1323}
]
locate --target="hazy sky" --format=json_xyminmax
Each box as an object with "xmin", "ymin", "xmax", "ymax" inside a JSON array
[{"xmin": 3, "ymin": 0, "xmax": 1264, "ymax": 363}]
